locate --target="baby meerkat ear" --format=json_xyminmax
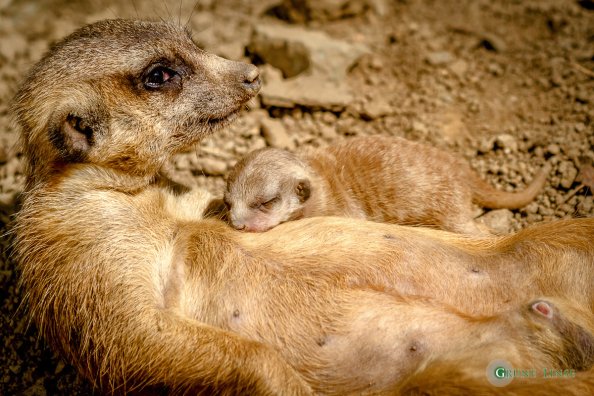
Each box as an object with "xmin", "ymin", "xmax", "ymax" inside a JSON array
[
  {"xmin": 49, "ymin": 111, "xmax": 104, "ymax": 162},
  {"xmin": 295, "ymin": 179, "xmax": 311, "ymax": 203}
]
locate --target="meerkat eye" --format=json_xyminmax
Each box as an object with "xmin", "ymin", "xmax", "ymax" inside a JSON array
[
  {"xmin": 259, "ymin": 196, "xmax": 280, "ymax": 210},
  {"xmin": 144, "ymin": 66, "xmax": 178, "ymax": 89}
]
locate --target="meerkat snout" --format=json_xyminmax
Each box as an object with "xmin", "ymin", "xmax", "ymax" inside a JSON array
[{"xmin": 241, "ymin": 64, "xmax": 261, "ymax": 92}]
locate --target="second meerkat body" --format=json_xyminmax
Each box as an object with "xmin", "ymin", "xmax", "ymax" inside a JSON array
[{"xmin": 225, "ymin": 135, "xmax": 550, "ymax": 233}]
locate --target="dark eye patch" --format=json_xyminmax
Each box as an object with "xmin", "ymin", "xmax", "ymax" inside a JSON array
[{"xmin": 143, "ymin": 64, "xmax": 179, "ymax": 90}]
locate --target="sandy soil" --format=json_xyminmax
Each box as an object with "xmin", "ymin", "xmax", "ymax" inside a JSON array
[{"xmin": 0, "ymin": 0, "xmax": 592, "ymax": 394}]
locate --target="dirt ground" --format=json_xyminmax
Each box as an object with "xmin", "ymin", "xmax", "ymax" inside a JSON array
[{"xmin": 0, "ymin": 0, "xmax": 593, "ymax": 394}]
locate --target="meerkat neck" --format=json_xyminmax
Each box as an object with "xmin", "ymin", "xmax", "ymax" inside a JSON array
[{"xmin": 28, "ymin": 163, "xmax": 157, "ymax": 194}]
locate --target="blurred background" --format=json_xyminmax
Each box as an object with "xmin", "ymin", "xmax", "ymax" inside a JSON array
[{"xmin": 0, "ymin": 0, "xmax": 592, "ymax": 394}]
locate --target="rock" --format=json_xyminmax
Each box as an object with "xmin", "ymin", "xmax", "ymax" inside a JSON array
[
  {"xmin": 574, "ymin": 123, "xmax": 586, "ymax": 133},
  {"xmin": 575, "ymin": 87, "xmax": 591, "ymax": 104},
  {"xmin": 4, "ymin": 157, "xmax": 21, "ymax": 177},
  {"xmin": 247, "ymin": 136, "xmax": 267, "ymax": 152},
  {"xmin": 478, "ymin": 32, "xmax": 507, "ymax": 52},
  {"xmin": 425, "ymin": 51, "xmax": 454, "ymax": 66},
  {"xmin": 449, "ymin": 59, "xmax": 468, "ymax": 77},
  {"xmin": 249, "ymin": 28, "xmax": 309, "ymax": 78},
  {"xmin": 319, "ymin": 124, "xmax": 338, "ymax": 140},
  {"xmin": 0, "ymin": 190, "xmax": 17, "ymax": 206},
  {"xmin": 261, "ymin": 117, "xmax": 295, "ymax": 150},
  {"xmin": 477, "ymin": 137, "xmax": 495, "ymax": 154},
  {"xmin": 369, "ymin": 0, "xmax": 388, "ymax": 16},
  {"xmin": 545, "ymin": 144, "xmax": 560, "ymax": 155},
  {"xmin": 197, "ymin": 157, "xmax": 227, "ymax": 176},
  {"xmin": 321, "ymin": 112, "xmax": 337, "ymax": 124},
  {"xmin": 367, "ymin": 54, "xmax": 384, "ymax": 70},
  {"xmin": 360, "ymin": 98, "xmax": 393, "ymax": 119},
  {"xmin": 261, "ymin": 75, "xmax": 354, "ymax": 111},
  {"xmin": 0, "ymin": 270, "xmax": 12, "ymax": 283},
  {"xmin": 249, "ymin": 23, "xmax": 369, "ymax": 81},
  {"xmin": 22, "ymin": 377, "xmax": 47, "ymax": 396},
  {"xmin": 410, "ymin": 120, "xmax": 428, "ymax": 135},
  {"xmin": 487, "ymin": 63, "xmax": 503, "ymax": 76},
  {"xmin": 526, "ymin": 213, "xmax": 543, "ymax": 223},
  {"xmin": 494, "ymin": 134, "xmax": 518, "ymax": 153},
  {"xmin": 259, "ymin": 64, "xmax": 284, "ymax": 85},
  {"xmin": 54, "ymin": 360, "xmax": 65, "ymax": 375},
  {"xmin": 523, "ymin": 201, "xmax": 539, "ymax": 214},
  {"xmin": 175, "ymin": 154, "xmax": 193, "ymax": 171},
  {"xmin": 251, "ymin": 24, "xmax": 369, "ymax": 110},
  {"xmin": 437, "ymin": 110, "xmax": 469, "ymax": 143},
  {"xmin": 580, "ymin": 196, "xmax": 593, "ymax": 213},
  {"xmin": 558, "ymin": 203, "xmax": 574, "ymax": 214},
  {"xmin": 478, "ymin": 209, "xmax": 513, "ymax": 235},
  {"xmin": 240, "ymin": 110, "xmax": 267, "ymax": 137},
  {"xmin": 281, "ymin": 0, "xmax": 369, "ymax": 22},
  {"xmin": 558, "ymin": 161, "xmax": 578, "ymax": 189}
]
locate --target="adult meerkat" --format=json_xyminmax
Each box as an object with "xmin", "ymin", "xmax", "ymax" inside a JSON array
[
  {"xmin": 12, "ymin": 19, "xmax": 594, "ymax": 395},
  {"xmin": 224, "ymin": 138, "xmax": 550, "ymax": 233}
]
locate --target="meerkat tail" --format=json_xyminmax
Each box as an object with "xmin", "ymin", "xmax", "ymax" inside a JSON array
[{"xmin": 470, "ymin": 162, "xmax": 552, "ymax": 210}]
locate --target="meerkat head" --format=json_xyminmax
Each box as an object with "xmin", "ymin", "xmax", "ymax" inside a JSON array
[
  {"xmin": 224, "ymin": 148, "xmax": 312, "ymax": 232},
  {"xmin": 13, "ymin": 19, "xmax": 260, "ymax": 187}
]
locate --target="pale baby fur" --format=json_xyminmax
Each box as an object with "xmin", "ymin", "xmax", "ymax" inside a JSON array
[{"xmin": 225, "ymin": 136, "xmax": 550, "ymax": 233}]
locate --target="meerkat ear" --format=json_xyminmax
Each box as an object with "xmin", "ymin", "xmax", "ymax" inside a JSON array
[
  {"xmin": 295, "ymin": 179, "xmax": 311, "ymax": 203},
  {"xmin": 50, "ymin": 112, "xmax": 100, "ymax": 162}
]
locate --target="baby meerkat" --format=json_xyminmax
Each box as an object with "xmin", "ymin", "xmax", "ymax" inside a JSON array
[{"xmin": 225, "ymin": 136, "xmax": 550, "ymax": 233}]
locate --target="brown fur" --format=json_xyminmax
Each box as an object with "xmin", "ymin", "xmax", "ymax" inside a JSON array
[
  {"xmin": 224, "ymin": 138, "xmax": 550, "ymax": 233},
  {"xmin": 12, "ymin": 19, "xmax": 594, "ymax": 395}
]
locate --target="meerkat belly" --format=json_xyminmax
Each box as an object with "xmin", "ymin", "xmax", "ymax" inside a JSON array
[
  {"xmin": 210, "ymin": 285, "xmax": 473, "ymax": 393},
  {"xmin": 297, "ymin": 293, "xmax": 471, "ymax": 392}
]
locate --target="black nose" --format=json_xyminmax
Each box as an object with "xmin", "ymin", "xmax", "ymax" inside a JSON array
[{"xmin": 242, "ymin": 64, "xmax": 261, "ymax": 92}]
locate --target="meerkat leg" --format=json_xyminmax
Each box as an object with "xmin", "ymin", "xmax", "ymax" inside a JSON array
[{"xmin": 147, "ymin": 311, "xmax": 313, "ymax": 395}]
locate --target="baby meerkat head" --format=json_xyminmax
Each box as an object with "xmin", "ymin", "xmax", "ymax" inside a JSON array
[
  {"xmin": 13, "ymin": 19, "xmax": 260, "ymax": 187},
  {"xmin": 224, "ymin": 148, "xmax": 312, "ymax": 232}
]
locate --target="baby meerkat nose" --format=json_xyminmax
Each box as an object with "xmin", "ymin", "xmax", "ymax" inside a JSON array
[{"xmin": 242, "ymin": 64, "xmax": 261, "ymax": 92}]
